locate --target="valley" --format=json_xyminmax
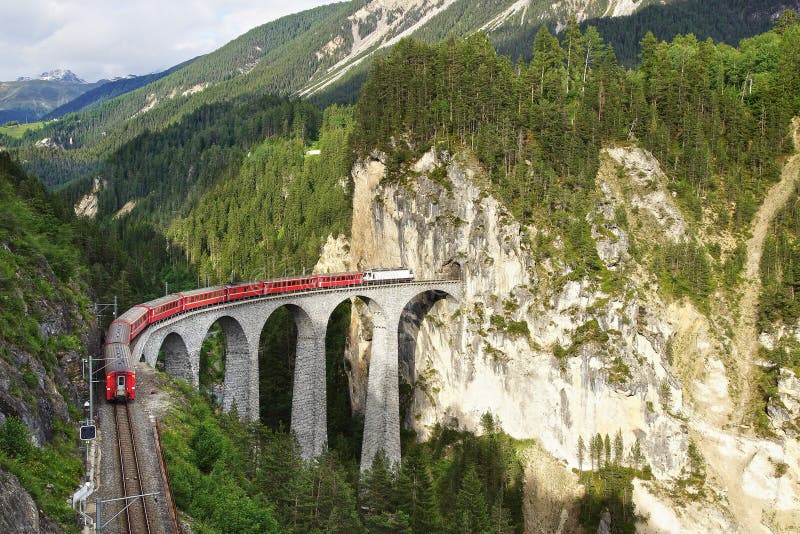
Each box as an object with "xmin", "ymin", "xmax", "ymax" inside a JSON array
[{"xmin": 0, "ymin": 2, "xmax": 799, "ymax": 533}]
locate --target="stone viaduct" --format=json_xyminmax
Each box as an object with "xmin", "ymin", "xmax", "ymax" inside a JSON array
[{"xmin": 130, "ymin": 280, "xmax": 462, "ymax": 471}]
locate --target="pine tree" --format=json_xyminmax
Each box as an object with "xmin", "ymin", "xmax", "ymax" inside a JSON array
[
  {"xmin": 398, "ymin": 449, "xmax": 442, "ymax": 533},
  {"xmin": 577, "ymin": 436, "xmax": 586, "ymax": 472},
  {"xmin": 613, "ymin": 430, "xmax": 624, "ymax": 466},
  {"xmin": 360, "ymin": 451, "xmax": 411, "ymax": 533},
  {"xmin": 630, "ymin": 438, "xmax": 643, "ymax": 470},
  {"xmin": 454, "ymin": 466, "xmax": 491, "ymax": 533},
  {"xmin": 604, "ymin": 434, "xmax": 611, "ymax": 469}
]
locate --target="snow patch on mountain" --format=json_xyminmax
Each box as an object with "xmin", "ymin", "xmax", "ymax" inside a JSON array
[{"xmin": 29, "ymin": 69, "xmax": 87, "ymax": 84}]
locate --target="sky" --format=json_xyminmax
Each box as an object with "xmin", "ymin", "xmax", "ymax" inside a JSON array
[{"xmin": 0, "ymin": 0, "xmax": 340, "ymax": 82}]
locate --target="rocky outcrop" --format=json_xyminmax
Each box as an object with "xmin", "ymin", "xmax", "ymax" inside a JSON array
[
  {"xmin": 768, "ymin": 369, "xmax": 800, "ymax": 437},
  {"xmin": 0, "ymin": 259, "xmax": 97, "ymax": 446},
  {"xmin": 0, "ymin": 468, "xmax": 62, "ymax": 533},
  {"xmin": 319, "ymin": 148, "xmax": 690, "ymax": 480},
  {"xmin": 314, "ymin": 140, "xmax": 800, "ymax": 530},
  {"xmin": 74, "ymin": 177, "xmax": 105, "ymax": 218}
]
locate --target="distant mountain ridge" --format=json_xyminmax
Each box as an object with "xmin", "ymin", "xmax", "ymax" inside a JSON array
[
  {"xmin": 15, "ymin": 69, "xmax": 87, "ymax": 84},
  {"xmin": 43, "ymin": 57, "xmax": 200, "ymax": 120},
  {"xmin": 0, "ymin": 71, "xmax": 103, "ymax": 124},
  {"xmin": 20, "ymin": 0, "xmax": 799, "ymax": 181}
]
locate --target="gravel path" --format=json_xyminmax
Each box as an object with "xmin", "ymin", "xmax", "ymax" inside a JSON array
[{"xmin": 733, "ymin": 118, "xmax": 800, "ymax": 422}]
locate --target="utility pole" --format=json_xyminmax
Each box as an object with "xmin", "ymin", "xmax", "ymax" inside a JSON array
[
  {"xmin": 88, "ymin": 354, "xmax": 93, "ymax": 426},
  {"xmin": 93, "ymin": 297, "xmax": 118, "ymax": 322}
]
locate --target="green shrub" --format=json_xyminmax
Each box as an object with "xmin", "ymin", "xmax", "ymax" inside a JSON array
[{"xmin": 0, "ymin": 417, "xmax": 32, "ymax": 458}]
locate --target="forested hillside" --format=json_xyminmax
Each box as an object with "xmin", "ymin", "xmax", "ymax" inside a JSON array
[
  {"xmin": 355, "ymin": 15, "xmax": 798, "ymax": 290},
  {"xmin": 580, "ymin": 0, "xmax": 800, "ymax": 65},
  {"xmin": 2, "ymin": 2, "xmax": 799, "ymax": 530},
  {"xmin": 0, "ymin": 153, "xmax": 98, "ymax": 530},
  {"xmin": 348, "ymin": 17, "xmax": 800, "ymax": 486},
  {"xmin": 7, "ymin": 0, "xmax": 794, "ymax": 194},
  {"xmin": 43, "ymin": 58, "xmax": 199, "ymax": 120},
  {"xmin": 170, "ymin": 105, "xmax": 353, "ymax": 283},
  {"xmin": 15, "ymin": 2, "xmax": 351, "ymax": 154}
]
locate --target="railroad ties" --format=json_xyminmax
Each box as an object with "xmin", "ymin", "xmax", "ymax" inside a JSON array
[{"xmin": 113, "ymin": 403, "xmax": 153, "ymax": 534}]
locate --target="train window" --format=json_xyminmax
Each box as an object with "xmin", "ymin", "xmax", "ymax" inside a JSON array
[{"xmin": 117, "ymin": 376, "xmax": 125, "ymax": 387}]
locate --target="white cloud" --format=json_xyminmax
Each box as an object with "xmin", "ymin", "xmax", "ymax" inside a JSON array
[{"xmin": 0, "ymin": 0, "xmax": 340, "ymax": 82}]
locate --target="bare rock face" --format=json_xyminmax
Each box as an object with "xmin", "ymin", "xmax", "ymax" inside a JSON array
[
  {"xmin": 768, "ymin": 368, "xmax": 800, "ymax": 437},
  {"xmin": 0, "ymin": 468, "xmax": 62, "ymax": 533},
  {"xmin": 329, "ymin": 147, "xmax": 689, "ymax": 480},
  {"xmin": 314, "ymin": 143, "xmax": 800, "ymax": 531}
]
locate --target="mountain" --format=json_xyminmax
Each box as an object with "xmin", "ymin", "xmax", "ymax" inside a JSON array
[
  {"xmin": 35, "ymin": 69, "xmax": 87, "ymax": 83},
  {"xmin": 21, "ymin": 0, "xmax": 795, "ymax": 177},
  {"xmin": 16, "ymin": 69, "xmax": 88, "ymax": 83},
  {"xmin": 0, "ymin": 69, "xmax": 103, "ymax": 124},
  {"xmin": 4, "ymin": 5, "xmax": 800, "ymax": 532},
  {"xmin": 165, "ymin": 20, "xmax": 800, "ymax": 532},
  {"xmin": 0, "ymin": 152, "xmax": 101, "ymax": 531},
  {"xmin": 43, "ymin": 57, "xmax": 200, "ymax": 120}
]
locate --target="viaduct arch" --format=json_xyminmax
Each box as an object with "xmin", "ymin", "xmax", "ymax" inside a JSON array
[{"xmin": 131, "ymin": 280, "xmax": 461, "ymax": 471}]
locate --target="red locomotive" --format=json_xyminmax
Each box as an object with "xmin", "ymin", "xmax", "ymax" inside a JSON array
[{"xmin": 104, "ymin": 268, "xmax": 414, "ymax": 401}]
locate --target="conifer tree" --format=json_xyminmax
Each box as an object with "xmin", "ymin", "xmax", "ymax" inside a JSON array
[
  {"xmin": 360, "ymin": 451, "xmax": 411, "ymax": 533},
  {"xmin": 613, "ymin": 430, "xmax": 624, "ymax": 466},
  {"xmin": 454, "ymin": 466, "xmax": 491, "ymax": 534},
  {"xmin": 398, "ymin": 448, "xmax": 442, "ymax": 533}
]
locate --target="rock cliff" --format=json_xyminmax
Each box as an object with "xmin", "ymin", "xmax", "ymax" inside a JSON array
[{"xmin": 317, "ymin": 141, "xmax": 800, "ymax": 531}]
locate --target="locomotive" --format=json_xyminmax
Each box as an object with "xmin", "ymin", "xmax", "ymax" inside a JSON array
[{"xmin": 104, "ymin": 268, "xmax": 414, "ymax": 401}]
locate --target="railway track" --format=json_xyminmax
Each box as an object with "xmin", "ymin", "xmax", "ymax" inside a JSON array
[{"xmin": 114, "ymin": 403, "xmax": 152, "ymax": 534}]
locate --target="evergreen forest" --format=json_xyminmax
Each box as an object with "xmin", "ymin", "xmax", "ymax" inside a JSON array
[{"xmin": 0, "ymin": 7, "xmax": 799, "ymax": 534}]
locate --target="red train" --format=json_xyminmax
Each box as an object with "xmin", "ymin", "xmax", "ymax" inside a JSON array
[{"xmin": 104, "ymin": 268, "xmax": 414, "ymax": 401}]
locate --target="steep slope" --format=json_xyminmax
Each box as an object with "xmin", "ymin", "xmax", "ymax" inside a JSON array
[
  {"xmin": 312, "ymin": 126, "xmax": 800, "ymax": 533},
  {"xmin": 580, "ymin": 0, "xmax": 800, "ymax": 65},
  {"xmin": 734, "ymin": 119, "xmax": 800, "ymax": 421},
  {"xmin": 304, "ymin": 21, "xmax": 800, "ymax": 531},
  {"xmin": 0, "ymin": 152, "xmax": 100, "ymax": 530},
  {"xmin": 24, "ymin": 0, "xmax": 797, "ymax": 191},
  {"xmin": 19, "ymin": 0, "xmax": 675, "ymax": 170}
]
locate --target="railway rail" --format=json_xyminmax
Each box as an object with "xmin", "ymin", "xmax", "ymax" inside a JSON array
[{"xmin": 113, "ymin": 403, "xmax": 152, "ymax": 534}]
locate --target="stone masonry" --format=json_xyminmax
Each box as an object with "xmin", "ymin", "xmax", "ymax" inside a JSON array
[{"xmin": 130, "ymin": 280, "xmax": 462, "ymax": 471}]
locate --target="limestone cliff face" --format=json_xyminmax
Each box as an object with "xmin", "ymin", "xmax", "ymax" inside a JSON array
[
  {"xmin": 0, "ymin": 469, "xmax": 62, "ymax": 533},
  {"xmin": 322, "ymin": 148, "xmax": 689, "ymax": 479},
  {"xmin": 314, "ymin": 143, "xmax": 800, "ymax": 531}
]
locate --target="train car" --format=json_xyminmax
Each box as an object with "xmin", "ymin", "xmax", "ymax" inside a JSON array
[
  {"xmin": 264, "ymin": 276, "xmax": 319, "ymax": 295},
  {"xmin": 141, "ymin": 294, "xmax": 183, "ymax": 323},
  {"xmin": 179, "ymin": 286, "xmax": 226, "ymax": 312},
  {"xmin": 363, "ymin": 268, "xmax": 415, "ymax": 284},
  {"xmin": 108, "ymin": 306, "xmax": 149, "ymax": 344},
  {"xmin": 226, "ymin": 281, "xmax": 264, "ymax": 302},
  {"xmin": 104, "ymin": 342, "xmax": 136, "ymax": 401},
  {"xmin": 319, "ymin": 272, "xmax": 363, "ymax": 289}
]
